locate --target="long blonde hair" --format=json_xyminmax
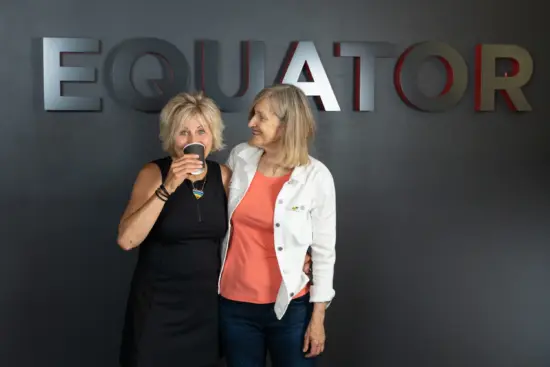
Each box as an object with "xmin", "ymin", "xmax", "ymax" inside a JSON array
[{"xmin": 249, "ymin": 84, "xmax": 316, "ymax": 168}]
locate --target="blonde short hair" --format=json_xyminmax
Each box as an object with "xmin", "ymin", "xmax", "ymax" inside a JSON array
[
  {"xmin": 249, "ymin": 84, "xmax": 316, "ymax": 168},
  {"xmin": 159, "ymin": 91, "xmax": 225, "ymax": 156}
]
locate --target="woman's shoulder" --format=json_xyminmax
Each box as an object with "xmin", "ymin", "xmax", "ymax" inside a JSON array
[
  {"xmin": 137, "ymin": 156, "xmax": 169, "ymax": 173},
  {"xmin": 129, "ymin": 159, "xmax": 164, "ymax": 189},
  {"xmin": 229, "ymin": 142, "xmax": 258, "ymax": 158},
  {"xmin": 300, "ymin": 156, "xmax": 335, "ymax": 190},
  {"xmin": 149, "ymin": 155, "xmax": 171, "ymax": 168},
  {"xmin": 226, "ymin": 142, "xmax": 261, "ymax": 170},
  {"xmin": 135, "ymin": 156, "xmax": 169, "ymax": 183},
  {"xmin": 306, "ymin": 156, "xmax": 333, "ymax": 178}
]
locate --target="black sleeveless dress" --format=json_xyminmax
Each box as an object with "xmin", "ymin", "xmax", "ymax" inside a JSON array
[{"xmin": 119, "ymin": 157, "xmax": 227, "ymax": 367}]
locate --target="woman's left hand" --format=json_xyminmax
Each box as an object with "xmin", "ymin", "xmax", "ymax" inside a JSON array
[
  {"xmin": 303, "ymin": 252, "xmax": 312, "ymax": 275},
  {"xmin": 303, "ymin": 315, "xmax": 325, "ymax": 357}
]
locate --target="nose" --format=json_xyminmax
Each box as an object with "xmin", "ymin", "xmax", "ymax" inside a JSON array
[
  {"xmin": 188, "ymin": 132, "xmax": 200, "ymax": 144},
  {"xmin": 248, "ymin": 117, "xmax": 256, "ymax": 128}
]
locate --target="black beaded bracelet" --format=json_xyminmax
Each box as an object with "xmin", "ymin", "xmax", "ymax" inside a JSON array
[
  {"xmin": 155, "ymin": 187, "xmax": 168, "ymax": 202},
  {"xmin": 159, "ymin": 184, "xmax": 170, "ymax": 197}
]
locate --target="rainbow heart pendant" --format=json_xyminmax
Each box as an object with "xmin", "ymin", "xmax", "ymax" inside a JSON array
[{"xmin": 193, "ymin": 189, "xmax": 204, "ymax": 199}]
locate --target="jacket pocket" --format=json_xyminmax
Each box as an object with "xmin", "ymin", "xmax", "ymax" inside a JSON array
[{"xmin": 285, "ymin": 205, "xmax": 313, "ymax": 245}]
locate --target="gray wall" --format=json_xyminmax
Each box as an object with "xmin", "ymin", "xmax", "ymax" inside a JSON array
[{"xmin": 1, "ymin": 0, "xmax": 549, "ymax": 366}]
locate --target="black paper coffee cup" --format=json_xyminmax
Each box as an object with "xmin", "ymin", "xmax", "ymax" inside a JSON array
[{"xmin": 183, "ymin": 142, "xmax": 205, "ymax": 175}]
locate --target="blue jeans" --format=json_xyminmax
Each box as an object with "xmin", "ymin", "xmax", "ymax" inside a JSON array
[{"xmin": 219, "ymin": 294, "xmax": 317, "ymax": 367}]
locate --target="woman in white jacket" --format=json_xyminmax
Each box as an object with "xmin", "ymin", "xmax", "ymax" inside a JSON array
[{"xmin": 218, "ymin": 84, "xmax": 337, "ymax": 367}]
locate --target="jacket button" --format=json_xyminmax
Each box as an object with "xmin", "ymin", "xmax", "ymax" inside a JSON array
[
  {"xmin": 290, "ymin": 292, "xmax": 295, "ymax": 297},
  {"xmin": 278, "ymin": 199, "xmax": 283, "ymax": 204},
  {"xmin": 277, "ymin": 247, "xmax": 283, "ymax": 251},
  {"xmin": 275, "ymin": 223, "xmax": 280, "ymax": 227}
]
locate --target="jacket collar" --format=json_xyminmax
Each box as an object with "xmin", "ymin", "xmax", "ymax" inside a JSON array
[{"xmin": 237, "ymin": 143, "xmax": 310, "ymax": 184}]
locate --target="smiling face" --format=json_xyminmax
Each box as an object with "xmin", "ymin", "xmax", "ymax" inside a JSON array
[
  {"xmin": 247, "ymin": 98, "xmax": 284, "ymax": 149},
  {"xmin": 173, "ymin": 114, "xmax": 213, "ymax": 158},
  {"xmin": 247, "ymin": 84, "xmax": 316, "ymax": 168}
]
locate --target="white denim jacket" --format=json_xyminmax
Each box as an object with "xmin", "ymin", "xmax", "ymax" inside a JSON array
[{"xmin": 218, "ymin": 142, "xmax": 337, "ymax": 319}]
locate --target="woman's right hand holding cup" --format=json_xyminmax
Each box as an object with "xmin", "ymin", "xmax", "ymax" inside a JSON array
[{"xmin": 163, "ymin": 154, "xmax": 203, "ymax": 194}]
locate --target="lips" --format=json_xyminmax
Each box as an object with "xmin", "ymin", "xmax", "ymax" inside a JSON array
[{"xmin": 251, "ymin": 130, "xmax": 261, "ymax": 135}]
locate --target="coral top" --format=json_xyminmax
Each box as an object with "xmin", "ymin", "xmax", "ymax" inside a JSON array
[{"xmin": 220, "ymin": 171, "xmax": 309, "ymax": 303}]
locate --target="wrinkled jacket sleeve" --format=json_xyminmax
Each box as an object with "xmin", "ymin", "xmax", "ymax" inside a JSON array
[{"xmin": 309, "ymin": 168, "xmax": 337, "ymax": 305}]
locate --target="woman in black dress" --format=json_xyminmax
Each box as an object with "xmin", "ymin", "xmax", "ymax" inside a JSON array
[{"xmin": 116, "ymin": 91, "xmax": 231, "ymax": 367}]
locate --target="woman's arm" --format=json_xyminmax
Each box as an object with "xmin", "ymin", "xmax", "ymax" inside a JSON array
[
  {"xmin": 303, "ymin": 166, "xmax": 336, "ymax": 358},
  {"xmin": 309, "ymin": 168, "xmax": 337, "ymax": 307},
  {"xmin": 117, "ymin": 155, "xmax": 203, "ymax": 250},
  {"xmin": 220, "ymin": 164, "xmax": 232, "ymax": 197},
  {"xmin": 117, "ymin": 163, "xmax": 165, "ymax": 251}
]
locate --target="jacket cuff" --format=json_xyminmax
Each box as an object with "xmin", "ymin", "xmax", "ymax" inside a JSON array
[{"xmin": 309, "ymin": 285, "xmax": 335, "ymax": 305}]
